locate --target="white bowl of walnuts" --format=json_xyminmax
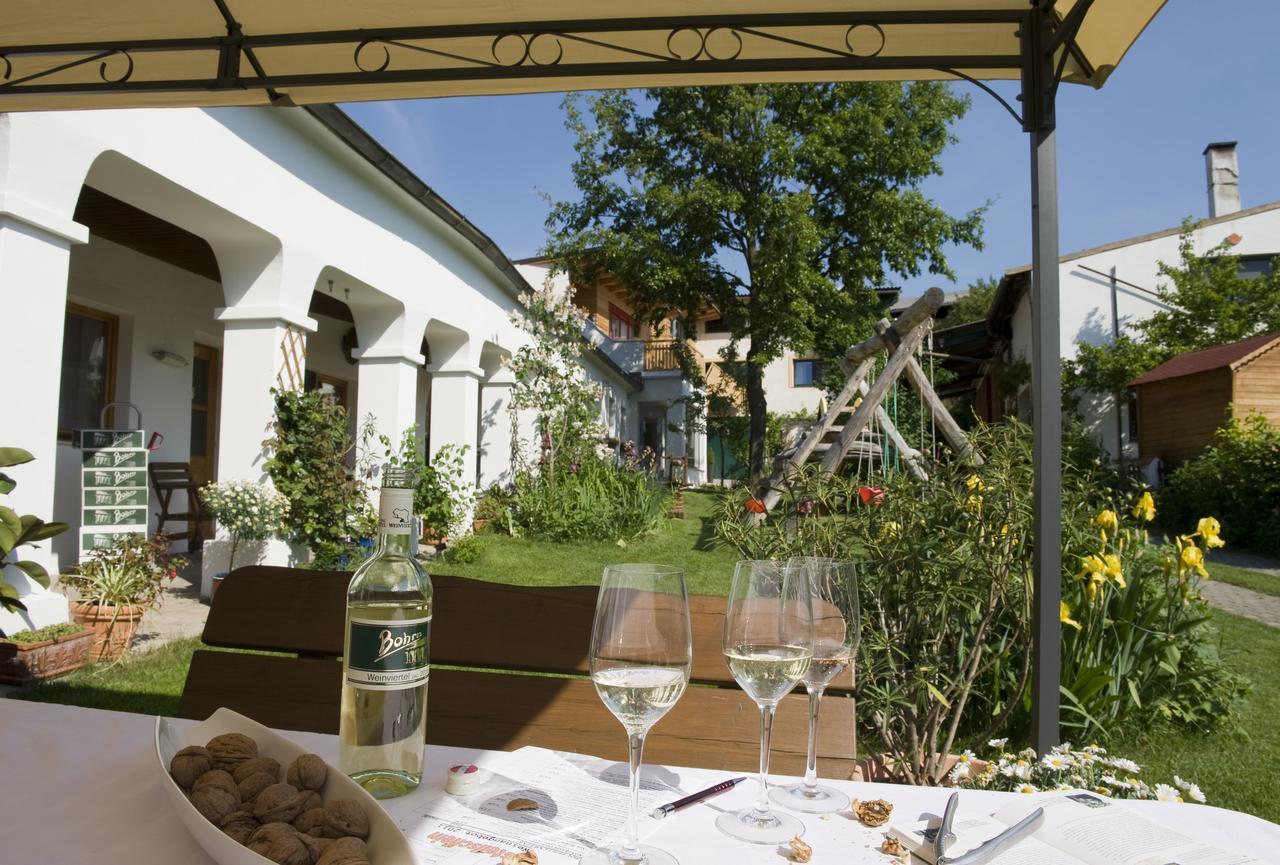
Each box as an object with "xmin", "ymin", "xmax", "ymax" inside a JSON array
[{"xmin": 155, "ymin": 708, "xmax": 414, "ymax": 865}]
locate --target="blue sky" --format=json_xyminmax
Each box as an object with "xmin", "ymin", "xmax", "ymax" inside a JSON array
[{"xmin": 342, "ymin": 1, "xmax": 1280, "ymax": 300}]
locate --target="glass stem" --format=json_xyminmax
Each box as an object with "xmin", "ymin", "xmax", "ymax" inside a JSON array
[
  {"xmin": 753, "ymin": 705, "xmax": 777, "ymax": 818},
  {"xmin": 803, "ymin": 687, "xmax": 824, "ymax": 792},
  {"xmin": 621, "ymin": 730, "xmax": 646, "ymax": 861}
]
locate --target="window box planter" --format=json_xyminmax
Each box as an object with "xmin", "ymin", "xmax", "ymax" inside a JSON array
[{"xmin": 0, "ymin": 626, "xmax": 94, "ymax": 685}]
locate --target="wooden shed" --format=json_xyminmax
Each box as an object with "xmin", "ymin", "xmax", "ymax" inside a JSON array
[{"xmin": 1131, "ymin": 331, "xmax": 1280, "ymax": 468}]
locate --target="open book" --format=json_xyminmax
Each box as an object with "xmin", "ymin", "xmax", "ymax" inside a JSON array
[{"xmin": 889, "ymin": 791, "xmax": 1260, "ymax": 865}]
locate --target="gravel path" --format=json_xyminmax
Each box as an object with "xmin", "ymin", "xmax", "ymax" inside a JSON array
[{"xmin": 1200, "ymin": 580, "xmax": 1280, "ymax": 629}]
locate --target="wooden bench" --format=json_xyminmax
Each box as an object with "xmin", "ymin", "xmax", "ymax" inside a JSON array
[
  {"xmin": 178, "ymin": 566, "xmax": 856, "ymax": 778},
  {"xmin": 149, "ymin": 462, "xmax": 208, "ymax": 544}
]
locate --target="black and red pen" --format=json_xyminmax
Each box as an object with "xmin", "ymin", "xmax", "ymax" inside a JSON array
[{"xmin": 651, "ymin": 777, "xmax": 748, "ymax": 818}]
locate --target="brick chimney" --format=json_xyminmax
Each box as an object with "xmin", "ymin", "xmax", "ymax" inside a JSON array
[{"xmin": 1204, "ymin": 141, "xmax": 1240, "ymax": 218}]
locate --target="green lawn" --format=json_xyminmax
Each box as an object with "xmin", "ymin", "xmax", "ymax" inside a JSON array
[
  {"xmin": 1209, "ymin": 561, "xmax": 1280, "ymax": 600},
  {"xmin": 1114, "ymin": 610, "xmax": 1280, "ymax": 824},
  {"xmin": 442, "ymin": 489, "xmax": 741, "ymax": 595}
]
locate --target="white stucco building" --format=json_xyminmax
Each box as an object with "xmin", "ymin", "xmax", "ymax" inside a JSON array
[
  {"xmin": 0, "ymin": 105, "xmax": 636, "ymax": 633},
  {"xmin": 981, "ymin": 142, "xmax": 1279, "ymax": 461}
]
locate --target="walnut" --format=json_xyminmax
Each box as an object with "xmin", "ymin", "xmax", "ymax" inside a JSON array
[
  {"xmin": 506, "ymin": 798, "xmax": 539, "ymax": 812},
  {"xmin": 298, "ymin": 790, "xmax": 323, "ymax": 813},
  {"xmin": 854, "ymin": 798, "xmax": 893, "ymax": 827},
  {"xmin": 239, "ymin": 770, "xmax": 279, "ymax": 802},
  {"xmin": 170, "ymin": 745, "xmax": 213, "ymax": 788},
  {"xmin": 499, "ymin": 852, "xmax": 538, "ymax": 865},
  {"xmin": 322, "ymin": 799, "xmax": 370, "ymax": 840},
  {"xmin": 788, "ymin": 835, "xmax": 812, "ymax": 863},
  {"xmin": 207, "ymin": 733, "xmax": 258, "ymax": 772},
  {"xmin": 294, "ymin": 807, "xmax": 326, "ymax": 837},
  {"xmin": 880, "ymin": 836, "xmax": 909, "ymax": 862},
  {"xmin": 297, "ymin": 831, "xmax": 323, "ymax": 864},
  {"xmin": 287, "ymin": 754, "xmax": 328, "ymax": 791},
  {"xmin": 191, "ymin": 783, "xmax": 240, "ymax": 825},
  {"xmin": 219, "ymin": 809, "xmax": 260, "ymax": 845},
  {"xmin": 254, "ymin": 782, "xmax": 307, "ymax": 824},
  {"xmin": 193, "ymin": 769, "xmax": 239, "ymax": 795},
  {"xmin": 233, "ymin": 756, "xmax": 282, "ymax": 785},
  {"xmin": 315, "ymin": 836, "xmax": 370, "ymax": 865},
  {"xmin": 247, "ymin": 822, "xmax": 312, "ymax": 865}
]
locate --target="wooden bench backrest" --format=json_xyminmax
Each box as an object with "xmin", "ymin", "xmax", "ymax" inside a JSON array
[
  {"xmin": 182, "ymin": 566, "xmax": 856, "ymax": 777},
  {"xmin": 150, "ymin": 461, "xmax": 196, "ymax": 488}
]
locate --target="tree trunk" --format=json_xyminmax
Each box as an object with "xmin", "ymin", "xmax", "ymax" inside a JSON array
[{"xmin": 746, "ymin": 347, "xmax": 768, "ymax": 487}]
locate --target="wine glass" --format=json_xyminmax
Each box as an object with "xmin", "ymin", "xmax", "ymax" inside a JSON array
[
  {"xmin": 770, "ymin": 558, "xmax": 859, "ymax": 813},
  {"xmin": 583, "ymin": 564, "xmax": 692, "ymax": 865},
  {"xmin": 716, "ymin": 559, "xmax": 814, "ymax": 844}
]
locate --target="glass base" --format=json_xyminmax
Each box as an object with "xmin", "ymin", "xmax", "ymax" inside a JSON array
[
  {"xmin": 579, "ymin": 844, "xmax": 680, "ymax": 865},
  {"xmin": 769, "ymin": 782, "xmax": 849, "ymax": 814},
  {"xmin": 715, "ymin": 806, "xmax": 806, "ymax": 845},
  {"xmin": 348, "ymin": 769, "xmax": 420, "ymax": 799}
]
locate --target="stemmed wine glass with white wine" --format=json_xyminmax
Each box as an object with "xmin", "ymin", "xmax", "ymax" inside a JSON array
[
  {"xmin": 717, "ymin": 559, "xmax": 814, "ymax": 845},
  {"xmin": 583, "ymin": 564, "xmax": 692, "ymax": 865},
  {"xmin": 770, "ymin": 557, "xmax": 859, "ymax": 813}
]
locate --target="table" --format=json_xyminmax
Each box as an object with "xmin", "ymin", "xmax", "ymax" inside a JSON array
[{"xmin": 3, "ymin": 700, "xmax": 1277, "ymax": 864}]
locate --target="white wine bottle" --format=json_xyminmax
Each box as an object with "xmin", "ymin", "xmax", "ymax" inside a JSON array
[{"xmin": 339, "ymin": 466, "xmax": 433, "ymax": 799}]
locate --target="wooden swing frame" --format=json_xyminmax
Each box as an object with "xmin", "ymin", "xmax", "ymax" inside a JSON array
[{"xmin": 759, "ymin": 287, "xmax": 981, "ymax": 513}]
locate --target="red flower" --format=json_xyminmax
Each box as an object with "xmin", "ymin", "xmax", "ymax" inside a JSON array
[
  {"xmin": 859, "ymin": 485, "xmax": 886, "ymax": 506},
  {"xmin": 744, "ymin": 497, "xmax": 767, "ymax": 514}
]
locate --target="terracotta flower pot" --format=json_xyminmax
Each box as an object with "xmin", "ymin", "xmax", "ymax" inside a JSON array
[
  {"xmin": 70, "ymin": 601, "xmax": 146, "ymax": 661},
  {"xmin": 0, "ymin": 628, "xmax": 94, "ymax": 685}
]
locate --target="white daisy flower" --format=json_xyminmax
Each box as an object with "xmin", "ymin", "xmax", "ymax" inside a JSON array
[
  {"xmin": 1154, "ymin": 784, "xmax": 1183, "ymax": 803},
  {"xmin": 1015, "ymin": 784, "xmax": 1039, "ymax": 794},
  {"xmin": 1040, "ymin": 754, "xmax": 1072, "ymax": 772},
  {"xmin": 1174, "ymin": 777, "xmax": 1206, "ymax": 803},
  {"xmin": 988, "ymin": 738, "xmax": 1009, "ymax": 749},
  {"xmin": 1109, "ymin": 758, "xmax": 1141, "ymax": 774},
  {"xmin": 948, "ymin": 763, "xmax": 970, "ymax": 782}
]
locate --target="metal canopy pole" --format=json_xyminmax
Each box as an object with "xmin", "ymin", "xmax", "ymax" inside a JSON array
[{"xmin": 1022, "ymin": 1, "xmax": 1065, "ymax": 757}]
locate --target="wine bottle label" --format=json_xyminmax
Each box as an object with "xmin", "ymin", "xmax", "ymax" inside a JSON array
[
  {"xmin": 378, "ymin": 488, "xmax": 415, "ymax": 535},
  {"xmin": 345, "ymin": 615, "xmax": 431, "ymax": 690}
]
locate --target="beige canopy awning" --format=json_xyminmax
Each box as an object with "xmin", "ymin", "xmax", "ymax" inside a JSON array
[{"xmin": 0, "ymin": 1, "xmax": 1163, "ymax": 113}]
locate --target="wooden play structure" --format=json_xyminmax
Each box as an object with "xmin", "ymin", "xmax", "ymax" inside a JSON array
[{"xmin": 760, "ymin": 287, "xmax": 981, "ymax": 513}]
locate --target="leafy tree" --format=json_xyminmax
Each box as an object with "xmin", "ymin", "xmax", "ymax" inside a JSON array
[
  {"xmin": 1066, "ymin": 226, "xmax": 1280, "ymax": 406},
  {"xmin": 946, "ymin": 275, "xmax": 999, "ymax": 326},
  {"xmin": 546, "ymin": 84, "xmax": 984, "ymax": 482}
]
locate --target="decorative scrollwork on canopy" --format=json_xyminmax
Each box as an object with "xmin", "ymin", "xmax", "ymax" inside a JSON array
[
  {"xmin": 97, "ymin": 49, "xmax": 134, "ymax": 84},
  {"xmin": 844, "ymin": 22, "xmax": 887, "ymax": 58},
  {"xmin": 666, "ymin": 27, "xmax": 745, "ymax": 62}
]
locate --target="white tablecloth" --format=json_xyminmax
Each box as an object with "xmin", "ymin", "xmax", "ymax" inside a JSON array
[{"xmin": 2, "ymin": 699, "xmax": 1277, "ymax": 864}]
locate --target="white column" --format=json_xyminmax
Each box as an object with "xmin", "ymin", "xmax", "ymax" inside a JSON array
[
  {"xmin": 213, "ymin": 311, "xmax": 314, "ymax": 484},
  {"xmin": 356, "ymin": 349, "xmax": 424, "ymax": 464},
  {"xmin": 204, "ymin": 308, "xmax": 315, "ymax": 595},
  {"xmin": 478, "ymin": 368, "xmax": 516, "ymax": 489},
  {"xmin": 0, "ymin": 197, "xmax": 88, "ymax": 631},
  {"xmin": 428, "ymin": 365, "xmax": 482, "ymax": 488}
]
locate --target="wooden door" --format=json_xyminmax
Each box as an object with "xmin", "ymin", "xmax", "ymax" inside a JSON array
[{"xmin": 190, "ymin": 344, "xmax": 220, "ymax": 489}]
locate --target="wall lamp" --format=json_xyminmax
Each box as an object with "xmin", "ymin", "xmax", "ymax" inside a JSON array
[{"xmin": 151, "ymin": 349, "xmax": 190, "ymax": 368}]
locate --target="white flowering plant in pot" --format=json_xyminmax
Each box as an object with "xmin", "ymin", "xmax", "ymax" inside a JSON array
[
  {"xmin": 199, "ymin": 480, "xmax": 290, "ymax": 573},
  {"xmin": 953, "ymin": 740, "xmax": 1206, "ymax": 804}
]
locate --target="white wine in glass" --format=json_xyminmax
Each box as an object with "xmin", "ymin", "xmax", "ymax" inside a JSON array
[
  {"xmin": 716, "ymin": 559, "xmax": 814, "ymax": 845},
  {"xmin": 582, "ymin": 564, "xmax": 692, "ymax": 865},
  {"xmin": 770, "ymin": 558, "xmax": 859, "ymax": 814}
]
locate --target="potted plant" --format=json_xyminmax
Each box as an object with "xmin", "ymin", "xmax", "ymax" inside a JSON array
[
  {"xmin": 0, "ymin": 446, "xmax": 69, "ymax": 615},
  {"xmin": 0, "ymin": 622, "xmax": 93, "ymax": 684},
  {"xmin": 61, "ymin": 533, "xmax": 186, "ymax": 661},
  {"xmin": 198, "ymin": 479, "xmax": 290, "ymax": 597}
]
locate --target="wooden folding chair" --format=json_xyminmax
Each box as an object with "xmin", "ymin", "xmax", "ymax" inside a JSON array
[{"xmin": 149, "ymin": 461, "xmax": 207, "ymax": 544}]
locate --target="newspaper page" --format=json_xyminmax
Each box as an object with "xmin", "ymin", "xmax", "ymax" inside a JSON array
[
  {"xmin": 993, "ymin": 793, "xmax": 1262, "ymax": 865},
  {"xmin": 394, "ymin": 747, "xmax": 684, "ymax": 865}
]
